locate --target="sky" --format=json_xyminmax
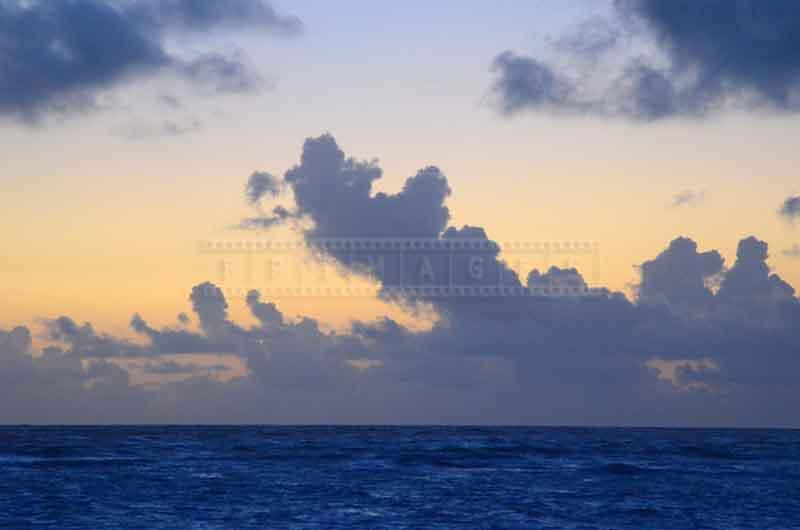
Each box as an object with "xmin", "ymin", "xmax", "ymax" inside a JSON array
[{"xmin": 1, "ymin": 0, "xmax": 800, "ymax": 426}]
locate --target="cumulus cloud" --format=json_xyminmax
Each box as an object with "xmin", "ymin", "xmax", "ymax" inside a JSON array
[
  {"xmin": 491, "ymin": 0, "xmax": 800, "ymax": 120},
  {"xmin": 0, "ymin": 0, "xmax": 300, "ymax": 121},
  {"xmin": 43, "ymin": 315, "xmax": 145, "ymax": 357},
  {"xmin": 779, "ymin": 196, "xmax": 800, "ymax": 223},
  {"xmin": 245, "ymin": 289, "xmax": 283, "ymax": 327},
  {"xmin": 130, "ymin": 312, "xmax": 227, "ymax": 354},
  {"xmin": 638, "ymin": 237, "xmax": 724, "ymax": 311},
  {"xmin": 717, "ymin": 237, "xmax": 795, "ymax": 307},
  {"xmin": 3, "ymin": 134, "xmax": 800, "ymax": 426},
  {"xmin": 282, "ymin": 134, "xmax": 452, "ymax": 238}
]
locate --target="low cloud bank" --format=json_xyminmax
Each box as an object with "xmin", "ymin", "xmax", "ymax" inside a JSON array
[{"xmin": 3, "ymin": 134, "xmax": 799, "ymax": 426}]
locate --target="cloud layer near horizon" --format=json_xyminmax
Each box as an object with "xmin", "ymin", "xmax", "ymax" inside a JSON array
[
  {"xmin": 2, "ymin": 134, "xmax": 800, "ymax": 426},
  {"xmin": 491, "ymin": 0, "xmax": 800, "ymax": 120}
]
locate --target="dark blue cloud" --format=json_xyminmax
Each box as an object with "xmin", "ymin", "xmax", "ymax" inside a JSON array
[
  {"xmin": 491, "ymin": 0, "xmax": 800, "ymax": 120},
  {"xmin": 619, "ymin": 0, "xmax": 800, "ymax": 111},
  {"xmin": 490, "ymin": 52, "xmax": 569, "ymax": 115},
  {"xmin": 0, "ymin": 0, "xmax": 300, "ymax": 121}
]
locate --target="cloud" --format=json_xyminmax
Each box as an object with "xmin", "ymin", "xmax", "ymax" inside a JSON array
[
  {"xmin": 249, "ymin": 135, "xmax": 800, "ymax": 421},
  {"xmin": 224, "ymin": 135, "xmax": 799, "ymax": 426},
  {"xmin": 551, "ymin": 15, "xmax": 622, "ymax": 60},
  {"xmin": 241, "ymin": 133, "xmax": 452, "ymax": 241},
  {"xmin": 490, "ymin": 52, "xmax": 570, "ymax": 116},
  {"xmin": 0, "ymin": 325, "xmax": 141, "ymax": 424},
  {"xmin": 245, "ymin": 171, "xmax": 282, "ymax": 205},
  {"xmin": 637, "ymin": 237, "xmax": 724, "ymax": 311},
  {"xmin": 130, "ymin": 312, "xmax": 227, "ymax": 354},
  {"xmin": 237, "ymin": 171, "xmax": 292, "ymax": 229},
  {"xmin": 3, "ymin": 135, "xmax": 800, "ymax": 426},
  {"xmin": 670, "ymin": 189, "xmax": 707, "ymax": 208},
  {"xmin": 178, "ymin": 52, "xmax": 269, "ymax": 94},
  {"xmin": 491, "ymin": 0, "xmax": 800, "ymax": 120},
  {"xmin": 141, "ymin": 359, "xmax": 226, "ymax": 376},
  {"xmin": 245, "ymin": 289, "xmax": 283, "ymax": 327},
  {"xmin": 189, "ymin": 282, "xmax": 234, "ymax": 336},
  {"xmin": 0, "ymin": 0, "xmax": 300, "ymax": 121},
  {"xmin": 779, "ymin": 196, "xmax": 800, "ymax": 222},
  {"xmin": 237, "ymin": 206, "xmax": 292, "ymax": 230},
  {"xmin": 43, "ymin": 315, "xmax": 145, "ymax": 357},
  {"xmin": 783, "ymin": 244, "xmax": 800, "ymax": 258},
  {"xmin": 717, "ymin": 236, "xmax": 795, "ymax": 307},
  {"xmin": 117, "ymin": 118, "xmax": 201, "ymax": 140}
]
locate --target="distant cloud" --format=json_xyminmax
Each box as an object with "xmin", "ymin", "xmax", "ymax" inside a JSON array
[
  {"xmin": 42, "ymin": 316, "xmax": 144, "ymax": 357},
  {"xmin": 783, "ymin": 244, "xmax": 800, "ymax": 258},
  {"xmin": 670, "ymin": 189, "xmax": 707, "ymax": 208},
  {"xmin": 0, "ymin": 0, "xmax": 300, "ymax": 122},
  {"xmin": 491, "ymin": 0, "xmax": 800, "ymax": 121},
  {"xmin": 779, "ymin": 196, "xmax": 800, "ymax": 222},
  {"xmin": 550, "ymin": 15, "xmax": 622, "ymax": 61},
  {"xmin": 117, "ymin": 118, "xmax": 202, "ymax": 140},
  {"xmin": 178, "ymin": 52, "xmax": 271, "ymax": 95},
  {"xmin": 236, "ymin": 207, "xmax": 292, "ymax": 230}
]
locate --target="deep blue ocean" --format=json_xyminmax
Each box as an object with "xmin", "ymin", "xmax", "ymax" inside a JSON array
[{"xmin": 1, "ymin": 426, "xmax": 799, "ymax": 529}]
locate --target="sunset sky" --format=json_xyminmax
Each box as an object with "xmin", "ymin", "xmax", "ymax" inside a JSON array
[{"xmin": 2, "ymin": 0, "xmax": 800, "ymax": 425}]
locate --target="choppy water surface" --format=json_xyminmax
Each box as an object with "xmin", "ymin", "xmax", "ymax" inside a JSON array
[{"xmin": 1, "ymin": 426, "xmax": 799, "ymax": 529}]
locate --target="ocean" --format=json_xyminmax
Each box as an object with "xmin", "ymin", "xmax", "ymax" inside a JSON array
[{"xmin": 1, "ymin": 426, "xmax": 798, "ymax": 529}]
